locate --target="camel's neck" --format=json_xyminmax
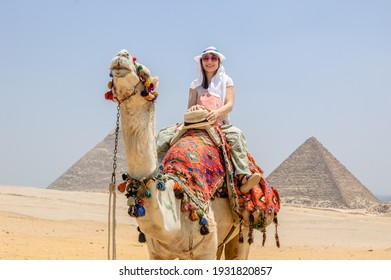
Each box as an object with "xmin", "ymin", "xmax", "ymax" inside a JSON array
[{"xmin": 120, "ymin": 101, "xmax": 157, "ymax": 180}]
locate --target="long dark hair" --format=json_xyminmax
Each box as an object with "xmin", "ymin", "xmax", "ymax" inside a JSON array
[{"xmin": 200, "ymin": 57, "xmax": 221, "ymax": 89}]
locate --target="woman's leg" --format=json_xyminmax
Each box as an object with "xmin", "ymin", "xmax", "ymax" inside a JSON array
[{"xmin": 221, "ymin": 124, "xmax": 260, "ymax": 192}]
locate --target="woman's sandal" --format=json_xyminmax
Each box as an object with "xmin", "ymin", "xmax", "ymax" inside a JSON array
[{"xmin": 238, "ymin": 173, "xmax": 261, "ymax": 193}]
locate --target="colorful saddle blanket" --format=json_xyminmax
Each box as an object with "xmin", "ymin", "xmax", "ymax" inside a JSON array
[
  {"xmin": 162, "ymin": 129, "xmax": 225, "ymax": 207},
  {"xmin": 162, "ymin": 128, "xmax": 280, "ymax": 221}
]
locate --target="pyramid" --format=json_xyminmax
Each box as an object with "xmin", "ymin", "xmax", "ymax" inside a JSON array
[
  {"xmin": 266, "ymin": 137, "xmax": 380, "ymax": 209},
  {"xmin": 48, "ymin": 130, "xmax": 128, "ymax": 192}
]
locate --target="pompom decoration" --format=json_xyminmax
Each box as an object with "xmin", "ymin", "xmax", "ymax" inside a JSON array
[
  {"xmin": 104, "ymin": 90, "xmax": 114, "ymax": 100},
  {"xmin": 200, "ymin": 225, "xmax": 209, "ymax": 235},
  {"xmin": 107, "ymin": 81, "xmax": 113, "ymax": 89},
  {"xmin": 127, "ymin": 196, "xmax": 136, "ymax": 206},
  {"xmin": 156, "ymin": 180, "xmax": 166, "ymax": 191},
  {"xmin": 196, "ymin": 209, "xmax": 204, "ymax": 217},
  {"xmin": 144, "ymin": 79, "xmax": 151, "ymax": 88},
  {"xmin": 144, "ymin": 189, "xmax": 152, "ymax": 198},
  {"xmin": 109, "ymin": 72, "xmax": 113, "ymax": 77},
  {"xmin": 199, "ymin": 217, "xmax": 208, "ymax": 226},
  {"xmin": 117, "ymin": 182, "xmax": 127, "ymax": 193},
  {"xmin": 187, "ymin": 203, "xmax": 197, "ymax": 211},
  {"xmin": 181, "ymin": 202, "xmax": 190, "ymax": 212},
  {"xmin": 137, "ymin": 65, "xmax": 143, "ymax": 71},
  {"xmin": 132, "ymin": 57, "xmax": 137, "ymax": 62},
  {"xmin": 128, "ymin": 205, "xmax": 137, "ymax": 217},
  {"xmin": 136, "ymin": 204, "xmax": 146, "ymax": 217},
  {"xmin": 145, "ymin": 93, "xmax": 155, "ymax": 101},
  {"xmin": 141, "ymin": 89, "xmax": 149, "ymax": 97},
  {"xmin": 189, "ymin": 210, "xmax": 199, "ymax": 221},
  {"xmin": 174, "ymin": 189, "xmax": 184, "ymax": 199}
]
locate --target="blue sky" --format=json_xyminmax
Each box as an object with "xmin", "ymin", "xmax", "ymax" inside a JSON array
[{"xmin": 0, "ymin": 0, "xmax": 390, "ymax": 197}]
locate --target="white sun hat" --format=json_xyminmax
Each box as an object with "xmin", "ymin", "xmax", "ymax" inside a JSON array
[{"xmin": 193, "ymin": 46, "xmax": 226, "ymax": 62}]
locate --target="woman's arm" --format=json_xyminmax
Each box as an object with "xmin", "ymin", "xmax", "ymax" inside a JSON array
[
  {"xmin": 187, "ymin": 88, "xmax": 197, "ymax": 109},
  {"xmin": 187, "ymin": 88, "xmax": 205, "ymax": 111},
  {"xmin": 206, "ymin": 86, "xmax": 235, "ymax": 121}
]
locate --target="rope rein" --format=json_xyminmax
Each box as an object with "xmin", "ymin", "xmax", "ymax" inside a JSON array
[
  {"xmin": 108, "ymin": 102, "xmax": 121, "ymax": 260},
  {"xmin": 107, "ymin": 91, "xmax": 135, "ymax": 260}
]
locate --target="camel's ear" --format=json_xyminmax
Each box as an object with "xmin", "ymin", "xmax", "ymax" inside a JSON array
[
  {"xmin": 136, "ymin": 63, "xmax": 151, "ymax": 81},
  {"xmin": 151, "ymin": 76, "xmax": 159, "ymax": 89}
]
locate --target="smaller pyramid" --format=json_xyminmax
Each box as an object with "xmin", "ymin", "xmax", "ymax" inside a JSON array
[
  {"xmin": 48, "ymin": 130, "xmax": 128, "ymax": 192},
  {"xmin": 267, "ymin": 137, "xmax": 379, "ymax": 209}
]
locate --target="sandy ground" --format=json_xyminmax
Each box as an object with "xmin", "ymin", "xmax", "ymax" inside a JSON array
[{"xmin": 1, "ymin": 185, "xmax": 391, "ymax": 260}]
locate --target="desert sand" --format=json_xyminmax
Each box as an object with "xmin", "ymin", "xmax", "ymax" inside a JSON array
[{"xmin": 1, "ymin": 185, "xmax": 391, "ymax": 260}]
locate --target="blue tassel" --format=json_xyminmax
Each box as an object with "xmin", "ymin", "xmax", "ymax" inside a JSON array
[
  {"xmin": 157, "ymin": 180, "xmax": 166, "ymax": 191},
  {"xmin": 136, "ymin": 204, "xmax": 146, "ymax": 217},
  {"xmin": 199, "ymin": 217, "xmax": 208, "ymax": 226}
]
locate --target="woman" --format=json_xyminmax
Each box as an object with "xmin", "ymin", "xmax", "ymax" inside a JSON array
[{"xmin": 187, "ymin": 46, "xmax": 260, "ymax": 193}]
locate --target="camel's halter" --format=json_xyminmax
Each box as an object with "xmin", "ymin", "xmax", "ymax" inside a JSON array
[{"xmin": 106, "ymin": 62, "xmax": 157, "ymax": 260}]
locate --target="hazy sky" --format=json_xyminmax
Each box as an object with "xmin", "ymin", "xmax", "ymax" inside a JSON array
[{"xmin": 1, "ymin": 0, "xmax": 390, "ymax": 196}]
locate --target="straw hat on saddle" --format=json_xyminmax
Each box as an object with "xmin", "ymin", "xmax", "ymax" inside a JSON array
[{"xmin": 183, "ymin": 109, "xmax": 215, "ymax": 129}]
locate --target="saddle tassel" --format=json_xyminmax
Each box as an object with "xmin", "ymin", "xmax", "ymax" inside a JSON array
[
  {"xmin": 238, "ymin": 219, "xmax": 244, "ymax": 243},
  {"xmin": 248, "ymin": 213, "xmax": 254, "ymax": 245},
  {"xmin": 274, "ymin": 214, "xmax": 280, "ymax": 248},
  {"xmin": 137, "ymin": 226, "xmax": 146, "ymax": 243}
]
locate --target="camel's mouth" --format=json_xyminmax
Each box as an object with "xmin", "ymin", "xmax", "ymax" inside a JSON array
[
  {"xmin": 110, "ymin": 52, "xmax": 134, "ymax": 78},
  {"xmin": 110, "ymin": 58, "xmax": 131, "ymax": 70}
]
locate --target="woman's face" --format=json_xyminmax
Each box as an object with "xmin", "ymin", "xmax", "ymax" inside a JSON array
[{"xmin": 201, "ymin": 54, "xmax": 220, "ymax": 74}]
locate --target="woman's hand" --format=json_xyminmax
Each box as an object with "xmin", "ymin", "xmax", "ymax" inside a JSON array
[{"xmin": 206, "ymin": 109, "xmax": 220, "ymax": 122}]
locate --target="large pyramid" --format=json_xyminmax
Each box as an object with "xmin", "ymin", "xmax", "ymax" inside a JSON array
[
  {"xmin": 49, "ymin": 134, "xmax": 381, "ymax": 210},
  {"xmin": 267, "ymin": 137, "xmax": 380, "ymax": 209},
  {"xmin": 48, "ymin": 130, "xmax": 128, "ymax": 192}
]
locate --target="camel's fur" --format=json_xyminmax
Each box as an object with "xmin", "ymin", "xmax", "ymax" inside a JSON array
[{"xmin": 109, "ymin": 49, "xmax": 249, "ymax": 259}]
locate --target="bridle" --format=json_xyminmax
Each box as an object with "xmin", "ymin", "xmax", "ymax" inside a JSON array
[{"xmin": 110, "ymin": 57, "xmax": 158, "ymax": 105}]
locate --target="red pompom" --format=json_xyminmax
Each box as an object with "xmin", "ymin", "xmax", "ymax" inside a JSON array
[
  {"xmin": 132, "ymin": 57, "xmax": 137, "ymax": 62},
  {"xmin": 104, "ymin": 90, "xmax": 113, "ymax": 100},
  {"xmin": 117, "ymin": 182, "xmax": 127, "ymax": 193}
]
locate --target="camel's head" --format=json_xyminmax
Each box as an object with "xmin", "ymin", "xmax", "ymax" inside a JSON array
[{"xmin": 108, "ymin": 49, "xmax": 159, "ymax": 103}]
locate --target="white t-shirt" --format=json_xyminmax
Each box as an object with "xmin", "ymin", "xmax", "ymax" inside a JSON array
[
  {"xmin": 193, "ymin": 74, "xmax": 234, "ymax": 103},
  {"xmin": 191, "ymin": 74, "xmax": 234, "ymax": 124}
]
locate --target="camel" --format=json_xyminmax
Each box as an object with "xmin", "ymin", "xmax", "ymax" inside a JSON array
[{"xmin": 107, "ymin": 49, "xmax": 278, "ymax": 260}]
